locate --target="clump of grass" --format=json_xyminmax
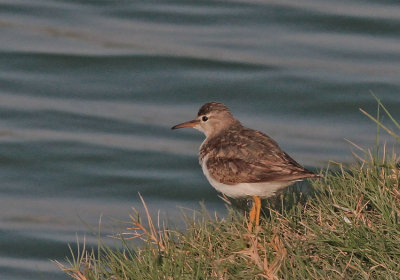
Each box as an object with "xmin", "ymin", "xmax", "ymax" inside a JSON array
[
  {"xmin": 56, "ymin": 97, "xmax": 400, "ymax": 279},
  {"xmin": 56, "ymin": 156, "xmax": 400, "ymax": 280},
  {"xmin": 57, "ymin": 171, "xmax": 400, "ymax": 280}
]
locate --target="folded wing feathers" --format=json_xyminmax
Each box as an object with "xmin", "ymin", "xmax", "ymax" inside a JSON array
[{"xmin": 201, "ymin": 126, "xmax": 318, "ymax": 185}]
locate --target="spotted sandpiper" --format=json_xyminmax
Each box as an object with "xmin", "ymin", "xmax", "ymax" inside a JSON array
[{"xmin": 172, "ymin": 102, "xmax": 319, "ymax": 230}]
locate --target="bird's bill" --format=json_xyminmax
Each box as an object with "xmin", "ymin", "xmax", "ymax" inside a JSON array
[{"xmin": 171, "ymin": 119, "xmax": 200, "ymax": 129}]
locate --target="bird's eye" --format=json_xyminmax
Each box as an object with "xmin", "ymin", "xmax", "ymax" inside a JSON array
[{"xmin": 202, "ymin": 116, "xmax": 208, "ymax": 122}]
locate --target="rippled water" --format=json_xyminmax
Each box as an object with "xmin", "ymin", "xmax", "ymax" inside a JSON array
[{"xmin": 1, "ymin": 0, "xmax": 400, "ymax": 279}]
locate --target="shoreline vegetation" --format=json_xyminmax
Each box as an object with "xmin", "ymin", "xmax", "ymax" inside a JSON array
[{"xmin": 57, "ymin": 97, "xmax": 400, "ymax": 279}]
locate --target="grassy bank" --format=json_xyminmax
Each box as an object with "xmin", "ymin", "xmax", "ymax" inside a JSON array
[{"xmin": 57, "ymin": 99, "xmax": 400, "ymax": 279}]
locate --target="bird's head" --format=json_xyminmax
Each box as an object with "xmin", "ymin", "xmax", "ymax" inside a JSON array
[{"xmin": 172, "ymin": 102, "xmax": 239, "ymax": 137}]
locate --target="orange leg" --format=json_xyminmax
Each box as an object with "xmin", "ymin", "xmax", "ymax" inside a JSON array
[
  {"xmin": 254, "ymin": 196, "xmax": 261, "ymax": 227},
  {"xmin": 248, "ymin": 196, "xmax": 261, "ymax": 231}
]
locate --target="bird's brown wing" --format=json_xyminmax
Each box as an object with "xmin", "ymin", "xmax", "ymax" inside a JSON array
[
  {"xmin": 204, "ymin": 127, "xmax": 318, "ymax": 185},
  {"xmin": 206, "ymin": 157, "xmax": 316, "ymax": 185}
]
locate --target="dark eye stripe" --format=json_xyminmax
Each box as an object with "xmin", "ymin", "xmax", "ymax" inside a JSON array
[{"xmin": 202, "ymin": 116, "xmax": 208, "ymax": 122}]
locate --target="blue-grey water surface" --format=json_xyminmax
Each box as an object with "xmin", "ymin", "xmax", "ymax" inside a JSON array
[{"xmin": 1, "ymin": 0, "xmax": 400, "ymax": 279}]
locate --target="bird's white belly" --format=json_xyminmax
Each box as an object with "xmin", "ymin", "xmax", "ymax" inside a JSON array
[{"xmin": 201, "ymin": 156, "xmax": 295, "ymax": 199}]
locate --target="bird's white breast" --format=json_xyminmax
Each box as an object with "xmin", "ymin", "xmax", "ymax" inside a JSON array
[{"xmin": 200, "ymin": 155, "xmax": 294, "ymax": 199}]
